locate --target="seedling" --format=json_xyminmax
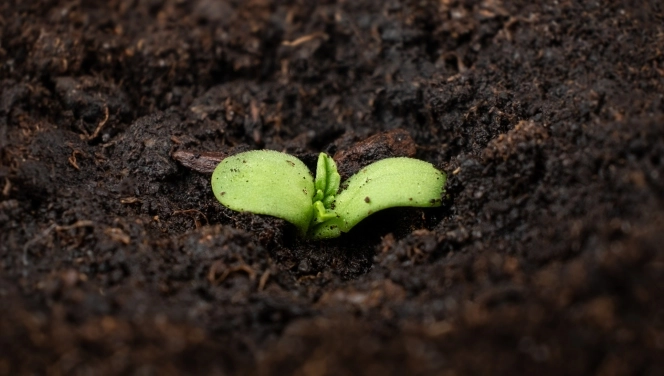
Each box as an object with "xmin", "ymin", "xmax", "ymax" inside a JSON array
[{"xmin": 211, "ymin": 150, "xmax": 446, "ymax": 239}]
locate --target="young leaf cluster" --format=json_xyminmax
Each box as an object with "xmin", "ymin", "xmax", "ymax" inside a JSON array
[{"xmin": 211, "ymin": 150, "xmax": 446, "ymax": 239}]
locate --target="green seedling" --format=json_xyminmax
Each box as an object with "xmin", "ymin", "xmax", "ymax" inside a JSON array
[{"xmin": 211, "ymin": 150, "xmax": 446, "ymax": 239}]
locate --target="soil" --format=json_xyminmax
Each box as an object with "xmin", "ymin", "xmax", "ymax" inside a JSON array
[{"xmin": 1, "ymin": 0, "xmax": 663, "ymax": 375}]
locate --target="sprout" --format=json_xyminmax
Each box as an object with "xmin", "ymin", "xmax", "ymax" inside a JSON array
[{"xmin": 211, "ymin": 150, "xmax": 446, "ymax": 239}]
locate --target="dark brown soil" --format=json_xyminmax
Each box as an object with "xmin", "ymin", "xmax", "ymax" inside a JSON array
[{"xmin": 2, "ymin": 0, "xmax": 663, "ymax": 375}]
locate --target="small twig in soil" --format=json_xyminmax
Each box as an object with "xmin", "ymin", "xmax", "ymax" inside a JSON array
[
  {"xmin": 282, "ymin": 32, "xmax": 328, "ymax": 47},
  {"xmin": 207, "ymin": 261, "xmax": 229, "ymax": 284},
  {"xmin": 2, "ymin": 178, "xmax": 11, "ymax": 196},
  {"xmin": 88, "ymin": 106, "xmax": 109, "ymax": 141},
  {"xmin": 172, "ymin": 150, "xmax": 226, "ymax": 174},
  {"xmin": 208, "ymin": 261, "xmax": 257, "ymax": 285},
  {"xmin": 172, "ymin": 209, "xmax": 209, "ymax": 228},
  {"xmin": 101, "ymin": 139, "xmax": 118, "ymax": 149},
  {"xmin": 120, "ymin": 197, "xmax": 141, "ymax": 204},
  {"xmin": 104, "ymin": 227, "xmax": 131, "ymax": 245},
  {"xmin": 66, "ymin": 142, "xmax": 90, "ymax": 170},
  {"xmin": 258, "ymin": 269, "xmax": 270, "ymax": 291},
  {"xmin": 68, "ymin": 150, "xmax": 83, "ymax": 170}
]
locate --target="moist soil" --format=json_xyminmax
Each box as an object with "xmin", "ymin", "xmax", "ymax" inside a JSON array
[{"xmin": 1, "ymin": 1, "xmax": 663, "ymax": 375}]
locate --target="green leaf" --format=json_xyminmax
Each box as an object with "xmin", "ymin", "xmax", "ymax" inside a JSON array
[
  {"xmin": 310, "ymin": 152, "xmax": 340, "ymax": 225},
  {"xmin": 313, "ymin": 152, "xmax": 340, "ymax": 208},
  {"xmin": 211, "ymin": 150, "xmax": 315, "ymax": 235},
  {"xmin": 309, "ymin": 158, "xmax": 446, "ymax": 239}
]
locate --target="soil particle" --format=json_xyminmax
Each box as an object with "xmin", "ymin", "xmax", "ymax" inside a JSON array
[
  {"xmin": 333, "ymin": 128, "xmax": 418, "ymax": 180},
  {"xmin": 54, "ymin": 76, "xmax": 132, "ymax": 137},
  {"xmin": 122, "ymin": 114, "xmax": 172, "ymax": 168}
]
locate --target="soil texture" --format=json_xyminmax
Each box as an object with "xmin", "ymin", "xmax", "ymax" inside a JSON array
[{"xmin": 1, "ymin": 0, "xmax": 664, "ymax": 375}]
